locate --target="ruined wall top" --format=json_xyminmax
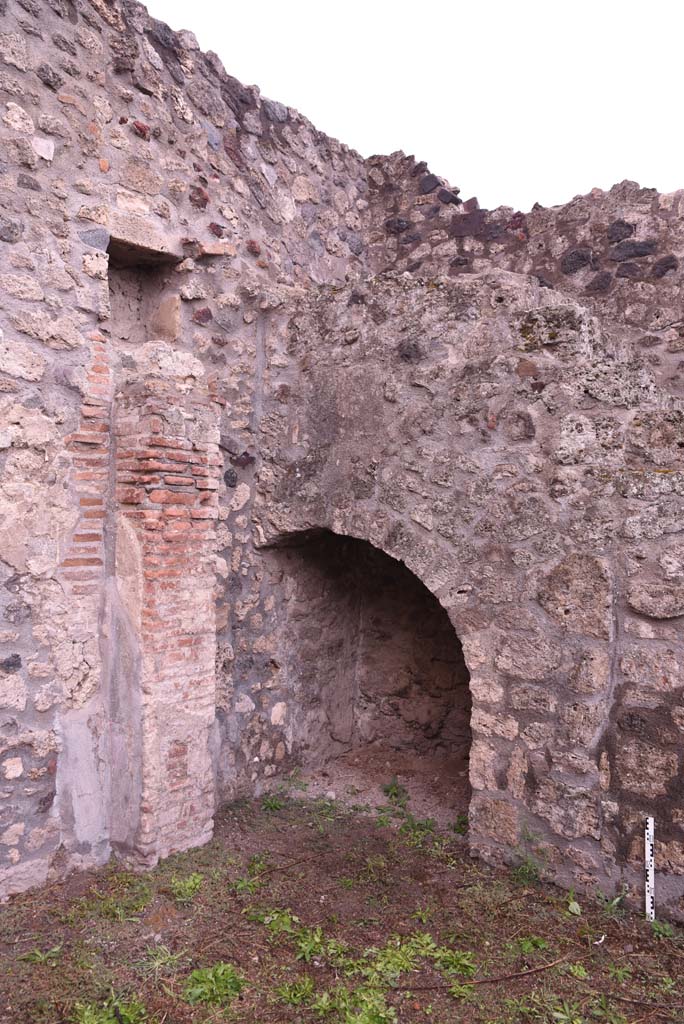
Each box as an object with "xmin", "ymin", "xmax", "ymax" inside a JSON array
[{"xmin": 2, "ymin": 0, "xmax": 683, "ymax": 328}]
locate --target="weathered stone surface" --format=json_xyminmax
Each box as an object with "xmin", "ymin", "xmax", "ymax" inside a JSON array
[
  {"xmin": 0, "ymin": 33, "xmax": 30, "ymax": 71},
  {"xmin": 494, "ymin": 632, "xmax": 562, "ymax": 681},
  {"xmin": 532, "ymin": 778, "xmax": 601, "ymax": 840},
  {"xmin": 607, "ymin": 219, "xmax": 634, "ymax": 243},
  {"xmin": 608, "ymin": 238, "xmax": 657, "ymax": 261},
  {"xmin": 0, "ymin": 335, "xmax": 46, "ymax": 381},
  {"xmin": 560, "ymin": 248, "xmax": 593, "ymax": 274},
  {"xmin": 614, "ymin": 739, "xmax": 678, "ymax": 798},
  {"xmin": 568, "ymin": 650, "xmax": 611, "ymax": 695},
  {"xmin": 628, "ymin": 580, "xmax": 684, "ymax": 619},
  {"xmin": 620, "ymin": 645, "xmax": 682, "ymax": 697},
  {"xmin": 538, "ymin": 555, "xmax": 612, "ymax": 639}
]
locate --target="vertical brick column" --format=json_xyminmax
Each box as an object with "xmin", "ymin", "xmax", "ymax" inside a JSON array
[
  {"xmin": 61, "ymin": 330, "xmax": 113, "ymax": 597},
  {"xmin": 114, "ymin": 373, "xmax": 221, "ymax": 864}
]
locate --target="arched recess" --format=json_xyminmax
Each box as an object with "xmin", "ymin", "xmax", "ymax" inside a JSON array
[{"xmin": 265, "ymin": 527, "xmax": 473, "ymax": 823}]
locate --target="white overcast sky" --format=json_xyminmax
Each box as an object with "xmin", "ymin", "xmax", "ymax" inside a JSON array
[{"xmin": 144, "ymin": 0, "xmax": 683, "ymax": 212}]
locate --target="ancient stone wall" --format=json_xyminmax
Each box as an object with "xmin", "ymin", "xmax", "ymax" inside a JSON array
[
  {"xmin": 1, "ymin": 0, "xmax": 682, "ymax": 918},
  {"xmin": 0, "ymin": 0, "xmax": 374, "ymax": 895},
  {"xmin": 251, "ymin": 271, "xmax": 684, "ymax": 915}
]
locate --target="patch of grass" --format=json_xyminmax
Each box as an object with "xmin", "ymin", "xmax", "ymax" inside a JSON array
[
  {"xmin": 75, "ymin": 875, "xmax": 152, "ymax": 923},
  {"xmin": 18, "ymin": 945, "xmax": 62, "ymax": 966},
  {"xmin": 565, "ymin": 962, "xmax": 589, "ymax": 979},
  {"xmin": 447, "ymin": 981, "xmax": 476, "ymax": 1002},
  {"xmin": 4, "ymin": 797, "xmax": 684, "ymax": 1024},
  {"xmin": 515, "ymin": 935, "xmax": 549, "ymax": 956},
  {"xmin": 246, "ymin": 905, "xmax": 301, "ymax": 938},
  {"xmin": 184, "ymin": 961, "xmax": 246, "ymax": 1006},
  {"xmin": 651, "ymin": 918, "xmax": 675, "ymax": 940},
  {"xmin": 549, "ymin": 998, "xmax": 584, "ymax": 1024},
  {"xmin": 276, "ymin": 975, "xmax": 315, "ymax": 1005},
  {"xmin": 596, "ymin": 888, "xmax": 627, "ymax": 919},
  {"xmin": 433, "ymin": 947, "xmax": 476, "ymax": 977},
  {"xmin": 399, "ymin": 815, "xmax": 436, "ymax": 848},
  {"xmin": 360, "ymin": 855, "xmax": 389, "ymax": 884},
  {"xmin": 312, "ymin": 985, "xmax": 398, "ymax": 1023},
  {"xmin": 606, "ymin": 963, "xmax": 631, "ymax": 982},
  {"xmin": 296, "ymin": 925, "xmax": 326, "ymax": 962},
  {"xmin": 591, "ymin": 995, "xmax": 628, "ymax": 1023},
  {"xmin": 233, "ymin": 874, "xmax": 261, "ymax": 894},
  {"xmin": 72, "ymin": 993, "xmax": 147, "ymax": 1024},
  {"xmin": 451, "ymin": 813, "xmax": 469, "ymax": 836},
  {"xmin": 511, "ymin": 854, "xmax": 541, "ymax": 884},
  {"xmin": 262, "ymin": 793, "xmax": 285, "ymax": 812},
  {"xmin": 382, "ymin": 777, "xmax": 408, "ymax": 810},
  {"xmin": 134, "ymin": 944, "xmax": 188, "ymax": 980},
  {"xmin": 169, "ymin": 871, "xmax": 203, "ymax": 905}
]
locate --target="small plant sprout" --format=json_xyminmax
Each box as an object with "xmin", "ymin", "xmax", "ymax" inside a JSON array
[
  {"xmin": 262, "ymin": 793, "xmax": 284, "ymax": 812},
  {"xmin": 516, "ymin": 935, "xmax": 548, "ymax": 955},
  {"xmin": 606, "ymin": 963, "xmax": 631, "ymax": 983},
  {"xmin": 135, "ymin": 944, "xmax": 188, "ymax": 979},
  {"xmin": 296, "ymin": 925, "xmax": 326, "ymax": 962},
  {"xmin": 72, "ymin": 993, "xmax": 148, "ymax": 1024},
  {"xmin": 169, "ymin": 872, "xmax": 203, "ymax": 905},
  {"xmin": 650, "ymin": 918, "xmax": 675, "ymax": 941},
  {"xmin": 566, "ymin": 962, "xmax": 589, "ymax": 979},
  {"xmin": 596, "ymin": 888, "xmax": 627, "ymax": 918},
  {"xmin": 382, "ymin": 777, "xmax": 408, "ymax": 809},
  {"xmin": 184, "ymin": 962, "xmax": 246, "ymax": 1006},
  {"xmin": 591, "ymin": 996, "xmax": 628, "ymax": 1024},
  {"xmin": 512, "ymin": 854, "xmax": 541, "ymax": 884},
  {"xmin": 276, "ymin": 976, "xmax": 315, "ymax": 1005},
  {"xmin": 448, "ymin": 981, "xmax": 475, "ymax": 1002},
  {"xmin": 248, "ymin": 853, "xmax": 268, "ymax": 876},
  {"xmin": 550, "ymin": 1000, "xmax": 584, "ymax": 1024},
  {"xmin": 452, "ymin": 814, "xmax": 469, "ymax": 836},
  {"xmin": 18, "ymin": 945, "xmax": 62, "ymax": 966}
]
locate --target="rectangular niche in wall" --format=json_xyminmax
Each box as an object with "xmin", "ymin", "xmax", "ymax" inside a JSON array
[
  {"xmin": 104, "ymin": 232, "xmax": 219, "ymax": 865},
  {"xmin": 107, "ymin": 237, "xmax": 181, "ymax": 348}
]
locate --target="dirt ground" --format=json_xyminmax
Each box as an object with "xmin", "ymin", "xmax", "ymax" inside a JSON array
[
  {"xmin": 299, "ymin": 745, "xmax": 471, "ymax": 827},
  {"xmin": 1, "ymin": 784, "xmax": 683, "ymax": 1024}
]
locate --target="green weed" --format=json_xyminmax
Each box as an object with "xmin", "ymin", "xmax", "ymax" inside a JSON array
[
  {"xmin": 452, "ymin": 813, "xmax": 469, "ymax": 836},
  {"xmin": 606, "ymin": 963, "xmax": 631, "ymax": 983},
  {"xmin": 651, "ymin": 918, "xmax": 675, "ymax": 940},
  {"xmin": 276, "ymin": 976, "xmax": 315, "ymax": 1005},
  {"xmin": 511, "ymin": 855, "xmax": 541, "ymax": 884},
  {"xmin": 79, "ymin": 876, "xmax": 151, "ymax": 922},
  {"xmin": 596, "ymin": 888, "xmax": 627, "ymax": 918},
  {"xmin": 566, "ymin": 962, "xmax": 589, "ymax": 979},
  {"xmin": 262, "ymin": 794, "xmax": 285, "ymax": 812},
  {"xmin": 590, "ymin": 995, "xmax": 627, "ymax": 1023},
  {"xmin": 382, "ymin": 777, "xmax": 408, "ymax": 809},
  {"xmin": 184, "ymin": 961, "xmax": 245, "ymax": 1006},
  {"xmin": 169, "ymin": 872, "xmax": 203, "ymax": 905},
  {"xmin": 296, "ymin": 925, "xmax": 326, "ymax": 962},
  {"xmin": 515, "ymin": 935, "xmax": 549, "ymax": 956},
  {"xmin": 135, "ymin": 944, "xmax": 188, "ymax": 980},
  {"xmin": 18, "ymin": 945, "xmax": 62, "ymax": 966},
  {"xmin": 550, "ymin": 1000, "xmax": 584, "ymax": 1024},
  {"xmin": 72, "ymin": 993, "xmax": 147, "ymax": 1024}
]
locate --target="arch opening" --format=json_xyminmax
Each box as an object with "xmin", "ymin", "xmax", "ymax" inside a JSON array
[{"xmin": 272, "ymin": 530, "xmax": 472, "ymax": 824}]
